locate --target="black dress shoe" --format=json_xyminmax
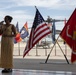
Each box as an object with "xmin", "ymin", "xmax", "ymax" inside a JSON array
[
  {"xmin": 8, "ymin": 69, "xmax": 12, "ymax": 72},
  {"xmin": 2, "ymin": 68, "xmax": 12, "ymax": 73},
  {"xmin": 2, "ymin": 69, "xmax": 9, "ymax": 73}
]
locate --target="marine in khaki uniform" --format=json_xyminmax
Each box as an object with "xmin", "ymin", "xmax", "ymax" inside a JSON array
[{"xmin": 0, "ymin": 15, "xmax": 16, "ymax": 73}]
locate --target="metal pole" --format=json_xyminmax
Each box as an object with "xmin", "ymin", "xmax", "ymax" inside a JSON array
[
  {"xmin": 18, "ymin": 42, "xmax": 20, "ymax": 56},
  {"xmin": 56, "ymin": 41, "xmax": 69, "ymax": 64},
  {"xmin": 55, "ymin": 44, "xmax": 56, "ymax": 56},
  {"xmin": 45, "ymin": 35, "xmax": 60, "ymax": 63},
  {"xmin": 65, "ymin": 44, "xmax": 67, "ymax": 56},
  {"xmin": 45, "ymin": 37, "xmax": 47, "ymax": 56},
  {"xmin": 36, "ymin": 44, "xmax": 38, "ymax": 56}
]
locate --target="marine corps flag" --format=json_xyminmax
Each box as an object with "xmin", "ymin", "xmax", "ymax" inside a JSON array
[{"xmin": 60, "ymin": 8, "xmax": 76, "ymax": 63}]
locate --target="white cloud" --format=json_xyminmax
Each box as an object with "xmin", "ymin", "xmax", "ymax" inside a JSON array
[
  {"xmin": 0, "ymin": 9, "xmax": 33, "ymax": 28},
  {"xmin": 15, "ymin": 0, "xmax": 59, "ymax": 7},
  {"xmin": 1, "ymin": 0, "xmax": 75, "ymax": 10},
  {"xmin": 0, "ymin": 0, "xmax": 76, "ymax": 29},
  {"xmin": 10, "ymin": 0, "xmax": 76, "ymax": 10}
]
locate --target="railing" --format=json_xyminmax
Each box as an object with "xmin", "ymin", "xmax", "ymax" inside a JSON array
[{"xmin": 13, "ymin": 41, "xmax": 71, "ymax": 57}]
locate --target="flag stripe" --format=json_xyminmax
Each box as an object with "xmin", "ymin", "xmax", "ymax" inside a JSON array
[
  {"xmin": 34, "ymin": 22, "xmax": 46, "ymax": 32},
  {"xmin": 33, "ymin": 29, "xmax": 51, "ymax": 44},
  {"xmin": 34, "ymin": 23, "xmax": 48, "ymax": 37},
  {"xmin": 34, "ymin": 26, "xmax": 49, "ymax": 39},
  {"xmin": 29, "ymin": 29, "xmax": 34, "ymax": 48},
  {"xmin": 33, "ymin": 31, "xmax": 51, "ymax": 46}
]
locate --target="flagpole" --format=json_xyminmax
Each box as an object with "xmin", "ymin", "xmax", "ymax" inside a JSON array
[
  {"xmin": 35, "ymin": 6, "xmax": 37, "ymax": 9},
  {"xmin": 56, "ymin": 41, "xmax": 69, "ymax": 64},
  {"xmin": 18, "ymin": 42, "xmax": 20, "ymax": 56},
  {"xmin": 45, "ymin": 37, "xmax": 47, "ymax": 56},
  {"xmin": 36, "ymin": 44, "xmax": 38, "ymax": 56},
  {"xmin": 45, "ymin": 35, "xmax": 60, "ymax": 63},
  {"xmin": 55, "ymin": 44, "xmax": 56, "ymax": 56},
  {"xmin": 45, "ymin": 35, "xmax": 69, "ymax": 64},
  {"xmin": 65, "ymin": 43, "xmax": 67, "ymax": 56}
]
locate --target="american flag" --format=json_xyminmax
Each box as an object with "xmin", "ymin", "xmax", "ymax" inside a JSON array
[{"xmin": 23, "ymin": 7, "xmax": 51, "ymax": 57}]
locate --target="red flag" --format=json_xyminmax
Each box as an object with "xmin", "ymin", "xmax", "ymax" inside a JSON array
[
  {"xmin": 23, "ymin": 7, "xmax": 51, "ymax": 57},
  {"xmin": 60, "ymin": 8, "xmax": 76, "ymax": 63},
  {"xmin": 14, "ymin": 22, "xmax": 22, "ymax": 43},
  {"xmin": 15, "ymin": 33, "xmax": 22, "ymax": 42}
]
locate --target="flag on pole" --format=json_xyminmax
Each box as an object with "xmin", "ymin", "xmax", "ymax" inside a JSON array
[
  {"xmin": 52, "ymin": 20, "xmax": 56, "ymax": 44},
  {"xmin": 63, "ymin": 18, "xmax": 67, "ymax": 44},
  {"xmin": 20, "ymin": 22, "xmax": 29, "ymax": 39},
  {"xmin": 14, "ymin": 22, "xmax": 22, "ymax": 43},
  {"xmin": 60, "ymin": 8, "xmax": 76, "ymax": 63},
  {"xmin": 23, "ymin": 6, "xmax": 51, "ymax": 57},
  {"xmin": 16, "ymin": 22, "xmax": 19, "ymax": 32}
]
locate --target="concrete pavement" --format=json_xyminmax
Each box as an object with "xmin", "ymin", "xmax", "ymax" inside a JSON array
[
  {"xmin": 12, "ymin": 41, "xmax": 76, "ymax": 73},
  {"xmin": 13, "ymin": 55, "xmax": 76, "ymax": 73}
]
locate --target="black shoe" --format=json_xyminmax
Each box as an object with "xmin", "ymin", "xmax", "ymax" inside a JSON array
[
  {"xmin": 8, "ymin": 69, "xmax": 12, "ymax": 72},
  {"xmin": 2, "ymin": 69, "xmax": 9, "ymax": 73},
  {"xmin": 2, "ymin": 68, "xmax": 12, "ymax": 73}
]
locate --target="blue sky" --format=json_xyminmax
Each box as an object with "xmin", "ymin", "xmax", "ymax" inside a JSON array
[{"xmin": 0, "ymin": 0, "xmax": 76, "ymax": 30}]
